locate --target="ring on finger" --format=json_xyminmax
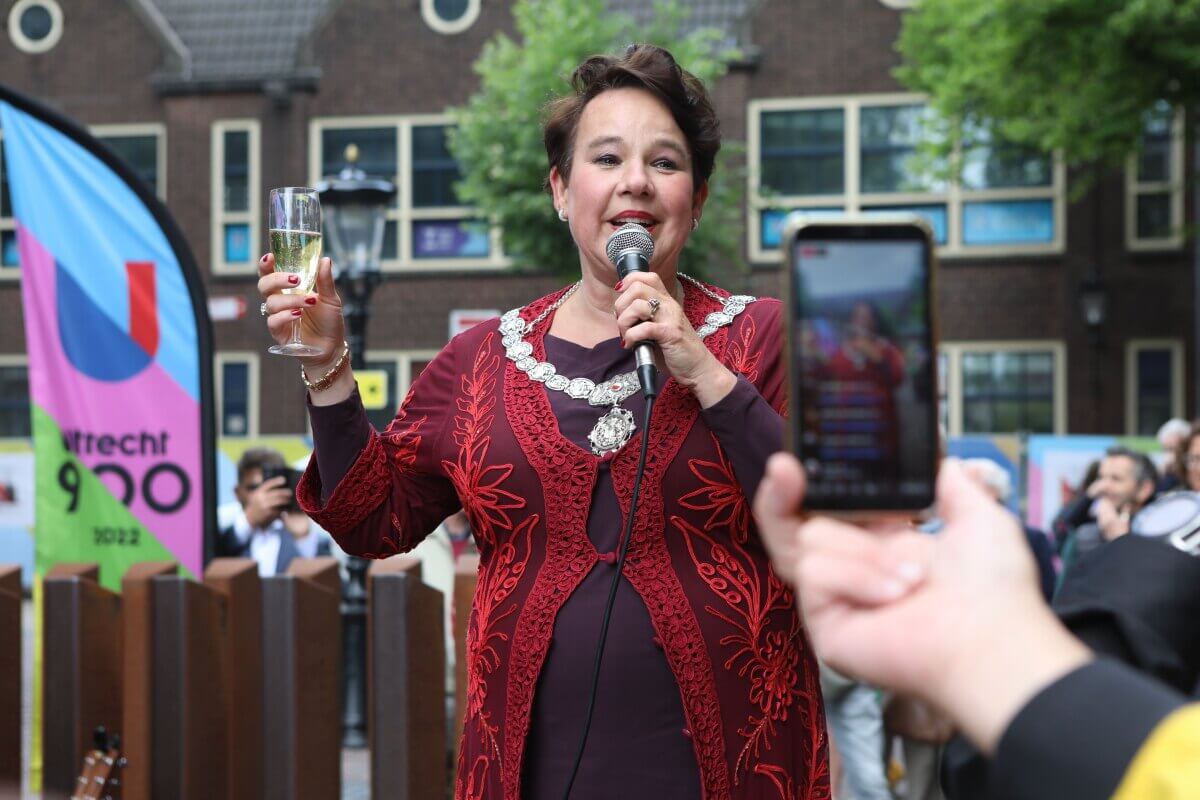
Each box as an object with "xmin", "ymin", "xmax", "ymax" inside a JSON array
[
  {"xmin": 647, "ymin": 297, "xmax": 661, "ymax": 319},
  {"xmin": 260, "ymin": 301, "xmax": 268, "ymax": 317}
]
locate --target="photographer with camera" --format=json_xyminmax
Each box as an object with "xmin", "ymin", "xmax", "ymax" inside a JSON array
[{"xmin": 216, "ymin": 447, "xmax": 329, "ymax": 576}]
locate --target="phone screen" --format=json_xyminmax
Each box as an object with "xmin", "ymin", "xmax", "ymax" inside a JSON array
[{"xmin": 788, "ymin": 222, "xmax": 937, "ymax": 511}]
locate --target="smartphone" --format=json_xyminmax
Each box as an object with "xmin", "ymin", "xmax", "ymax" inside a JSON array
[{"xmin": 783, "ymin": 215, "xmax": 939, "ymax": 513}]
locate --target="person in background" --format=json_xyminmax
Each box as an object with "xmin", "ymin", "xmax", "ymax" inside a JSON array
[
  {"xmin": 960, "ymin": 457, "xmax": 1056, "ymax": 600},
  {"xmin": 216, "ymin": 447, "xmax": 329, "ymax": 577},
  {"xmin": 1051, "ymin": 446, "xmax": 1157, "ymax": 579},
  {"xmin": 820, "ymin": 662, "xmax": 892, "ymax": 800},
  {"xmin": 1155, "ymin": 417, "xmax": 1191, "ymax": 492},
  {"xmin": 756, "ymin": 454, "xmax": 1200, "ymax": 800},
  {"xmin": 1171, "ymin": 421, "xmax": 1200, "ymax": 493}
]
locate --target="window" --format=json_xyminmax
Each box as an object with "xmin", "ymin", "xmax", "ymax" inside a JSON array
[
  {"xmin": 8, "ymin": 0, "xmax": 63, "ymax": 54},
  {"xmin": 361, "ymin": 351, "xmax": 437, "ymax": 432},
  {"xmin": 1127, "ymin": 103, "xmax": 1184, "ymax": 250},
  {"xmin": 93, "ymin": 124, "xmax": 166, "ymax": 198},
  {"xmin": 0, "ymin": 358, "xmax": 30, "ymax": 438},
  {"xmin": 939, "ymin": 342, "xmax": 1066, "ymax": 435},
  {"xmin": 214, "ymin": 352, "xmax": 259, "ymax": 437},
  {"xmin": 211, "ymin": 120, "xmax": 261, "ymax": 274},
  {"xmin": 421, "ymin": 0, "xmax": 480, "ymax": 34},
  {"xmin": 1125, "ymin": 340, "xmax": 1184, "ymax": 436},
  {"xmin": 749, "ymin": 95, "xmax": 1065, "ymax": 261},
  {"xmin": 309, "ymin": 115, "xmax": 502, "ymax": 270}
]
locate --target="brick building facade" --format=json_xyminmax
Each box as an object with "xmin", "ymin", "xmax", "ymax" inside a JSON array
[{"xmin": 1, "ymin": 0, "xmax": 1194, "ymax": 439}]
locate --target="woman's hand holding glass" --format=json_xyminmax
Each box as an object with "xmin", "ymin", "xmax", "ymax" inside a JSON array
[
  {"xmin": 613, "ymin": 271, "xmax": 736, "ymax": 408},
  {"xmin": 257, "ymin": 253, "xmax": 346, "ymax": 374}
]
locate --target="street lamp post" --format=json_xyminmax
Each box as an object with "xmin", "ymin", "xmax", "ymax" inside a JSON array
[{"xmin": 317, "ymin": 144, "xmax": 395, "ymax": 748}]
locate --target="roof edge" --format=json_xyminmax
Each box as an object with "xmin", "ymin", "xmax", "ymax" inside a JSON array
[{"xmin": 124, "ymin": 0, "xmax": 193, "ymax": 79}]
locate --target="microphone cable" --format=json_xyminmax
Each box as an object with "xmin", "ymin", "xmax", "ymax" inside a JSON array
[{"xmin": 561, "ymin": 391, "xmax": 656, "ymax": 799}]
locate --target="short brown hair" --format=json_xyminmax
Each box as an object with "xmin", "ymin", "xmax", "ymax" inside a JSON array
[
  {"xmin": 237, "ymin": 447, "xmax": 286, "ymax": 483},
  {"xmin": 543, "ymin": 44, "xmax": 721, "ymax": 191},
  {"xmin": 1174, "ymin": 422, "xmax": 1200, "ymax": 485}
]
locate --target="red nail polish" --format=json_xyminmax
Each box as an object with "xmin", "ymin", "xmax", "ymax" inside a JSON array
[
  {"xmin": 291, "ymin": 308, "xmax": 302, "ymax": 316},
  {"xmin": 615, "ymin": 280, "xmax": 623, "ymax": 291},
  {"xmin": 288, "ymin": 274, "xmax": 300, "ymax": 284},
  {"xmin": 260, "ymin": 254, "xmax": 268, "ymax": 264},
  {"xmin": 305, "ymin": 296, "xmax": 316, "ymax": 305}
]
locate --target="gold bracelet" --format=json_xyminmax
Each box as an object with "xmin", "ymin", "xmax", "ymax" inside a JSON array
[{"xmin": 300, "ymin": 341, "xmax": 351, "ymax": 392}]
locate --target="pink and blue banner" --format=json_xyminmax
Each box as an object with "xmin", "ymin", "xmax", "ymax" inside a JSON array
[{"xmin": 1, "ymin": 85, "xmax": 214, "ymax": 589}]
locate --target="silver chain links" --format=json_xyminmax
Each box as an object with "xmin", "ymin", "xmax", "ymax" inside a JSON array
[{"xmin": 499, "ymin": 276, "xmax": 756, "ymax": 454}]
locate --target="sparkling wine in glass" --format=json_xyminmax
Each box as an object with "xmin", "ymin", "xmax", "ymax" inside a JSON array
[{"xmin": 267, "ymin": 187, "xmax": 325, "ymax": 356}]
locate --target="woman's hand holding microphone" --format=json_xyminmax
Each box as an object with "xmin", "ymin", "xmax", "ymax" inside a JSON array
[
  {"xmin": 613, "ymin": 271, "xmax": 736, "ymax": 408},
  {"xmin": 257, "ymin": 253, "xmax": 355, "ymax": 404}
]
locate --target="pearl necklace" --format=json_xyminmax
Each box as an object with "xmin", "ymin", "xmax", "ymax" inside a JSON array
[{"xmin": 499, "ymin": 275, "xmax": 756, "ymax": 455}]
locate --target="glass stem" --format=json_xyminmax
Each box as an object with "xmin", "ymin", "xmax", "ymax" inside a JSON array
[{"xmin": 290, "ymin": 318, "xmax": 302, "ymax": 345}]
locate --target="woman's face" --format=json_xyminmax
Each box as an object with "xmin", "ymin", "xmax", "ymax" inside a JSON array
[
  {"xmin": 549, "ymin": 87, "xmax": 707, "ymax": 282},
  {"xmin": 1186, "ymin": 436, "xmax": 1200, "ymax": 490}
]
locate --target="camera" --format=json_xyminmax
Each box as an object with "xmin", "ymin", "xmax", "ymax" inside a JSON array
[{"xmin": 783, "ymin": 214, "xmax": 939, "ymax": 513}]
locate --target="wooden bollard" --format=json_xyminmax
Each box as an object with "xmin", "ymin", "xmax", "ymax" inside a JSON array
[
  {"xmin": 0, "ymin": 565, "xmax": 21, "ymax": 794},
  {"xmin": 41, "ymin": 568, "xmax": 121, "ymax": 797},
  {"xmin": 368, "ymin": 557, "xmax": 445, "ymax": 799},
  {"xmin": 204, "ymin": 558, "xmax": 264, "ymax": 800}
]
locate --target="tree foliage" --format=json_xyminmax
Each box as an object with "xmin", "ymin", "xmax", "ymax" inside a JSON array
[
  {"xmin": 449, "ymin": 0, "xmax": 744, "ymax": 280},
  {"xmin": 895, "ymin": 0, "xmax": 1200, "ymax": 172}
]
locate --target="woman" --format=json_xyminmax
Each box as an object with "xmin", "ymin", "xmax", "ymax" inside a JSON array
[
  {"xmin": 259, "ymin": 45, "xmax": 827, "ymax": 799},
  {"xmin": 1173, "ymin": 421, "xmax": 1200, "ymax": 492}
]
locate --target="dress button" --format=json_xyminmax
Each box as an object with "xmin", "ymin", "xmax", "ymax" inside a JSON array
[
  {"xmin": 681, "ymin": 728, "xmax": 692, "ymax": 738},
  {"xmin": 651, "ymin": 636, "xmax": 663, "ymax": 649},
  {"xmin": 598, "ymin": 551, "xmax": 617, "ymax": 565}
]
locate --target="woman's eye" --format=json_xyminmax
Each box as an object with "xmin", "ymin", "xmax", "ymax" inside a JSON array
[
  {"xmin": 653, "ymin": 158, "xmax": 679, "ymax": 171},
  {"xmin": 595, "ymin": 154, "xmax": 619, "ymax": 166}
]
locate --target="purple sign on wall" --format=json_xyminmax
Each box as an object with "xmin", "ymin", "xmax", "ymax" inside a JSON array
[{"xmin": 413, "ymin": 219, "xmax": 490, "ymax": 259}]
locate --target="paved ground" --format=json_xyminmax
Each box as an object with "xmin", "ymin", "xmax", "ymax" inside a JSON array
[{"xmin": 20, "ymin": 598, "xmax": 372, "ymax": 798}]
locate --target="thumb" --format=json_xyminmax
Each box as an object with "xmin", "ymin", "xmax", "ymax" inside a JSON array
[
  {"xmin": 934, "ymin": 458, "xmax": 995, "ymax": 527},
  {"xmin": 755, "ymin": 452, "xmax": 807, "ymax": 522},
  {"xmin": 315, "ymin": 257, "xmax": 340, "ymax": 302}
]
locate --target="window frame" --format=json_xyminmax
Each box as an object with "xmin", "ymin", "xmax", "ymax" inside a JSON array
[
  {"xmin": 0, "ymin": 123, "xmax": 167, "ymax": 282},
  {"xmin": 7, "ymin": 0, "xmax": 63, "ymax": 54},
  {"xmin": 1125, "ymin": 109, "xmax": 1185, "ymax": 251},
  {"xmin": 1124, "ymin": 338, "xmax": 1185, "ymax": 435},
  {"xmin": 747, "ymin": 93, "xmax": 1067, "ymax": 263},
  {"xmin": 308, "ymin": 114, "xmax": 507, "ymax": 272},
  {"xmin": 420, "ymin": 0, "xmax": 481, "ymax": 34},
  {"xmin": 940, "ymin": 340, "xmax": 1067, "ymax": 435},
  {"xmin": 214, "ymin": 351, "xmax": 261, "ymax": 438},
  {"xmin": 91, "ymin": 122, "xmax": 168, "ymax": 200},
  {"xmin": 0, "ymin": 353, "xmax": 31, "ymax": 440},
  {"xmin": 211, "ymin": 119, "xmax": 262, "ymax": 276}
]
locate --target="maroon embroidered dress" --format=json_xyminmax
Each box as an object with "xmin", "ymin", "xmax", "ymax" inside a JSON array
[{"xmin": 298, "ymin": 281, "xmax": 829, "ymax": 800}]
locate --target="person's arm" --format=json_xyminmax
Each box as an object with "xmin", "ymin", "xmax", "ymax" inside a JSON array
[
  {"xmin": 699, "ymin": 299, "xmax": 785, "ymax": 501},
  {"xmin": 991, "ymin": 659, "xmax": 1190, "ymax": 800},
  {"xmin": 297, "ymin": 339, "xmax": 462, "ymax": 558}
]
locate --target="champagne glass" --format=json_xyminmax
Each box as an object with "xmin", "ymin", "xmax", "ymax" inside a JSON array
[{"xmin": 267, "ymin": 187, "xmax": 325, "ymax": 357}]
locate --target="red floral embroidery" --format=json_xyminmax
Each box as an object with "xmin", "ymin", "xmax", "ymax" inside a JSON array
[
  {"xmin": 501, "ymin": 288, "xmax": 600, "ymax": 798},
  {"xmin": 383, "ymin": 412, "xmax": 427, "ymax": 475},
  {"xmin": 443, "ymin": 333, "xmax": 525, "ymax": 545},
  {"xmin": 296, "ymin": 431, "xmax": 390, "ymax": 535},
  {"xmin": 459, "ymin": 515, "xmax": 536, "ymax": 795},
  {"xmin": 725, "ymin": 315, "xmax": 762, "ymax": 383},
  {"xmin": 679, "ymin": 434, "xmax": 752, "ymax": 540},
  {"xmin": 674, "ymin": 512, "xmax": 811, "ymax": 785}
]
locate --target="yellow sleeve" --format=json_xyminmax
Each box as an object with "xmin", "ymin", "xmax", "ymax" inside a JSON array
[{"xmin": 1113, "ymin": 704, "xmax": 1200, "ymax": 799}]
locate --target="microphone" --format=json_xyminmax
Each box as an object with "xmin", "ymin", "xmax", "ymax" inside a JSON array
[{"xmin": 606, "ymin": 223, "xmax": 658, "ymax": 397}]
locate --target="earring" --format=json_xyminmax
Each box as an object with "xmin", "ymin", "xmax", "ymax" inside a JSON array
[
  {"xmin": 557, "ymin": 207, "xmax": 568, "ymax": 222},
  {"xmin": 692, "ymin": 217, "xmax": 699, "ymax": 231}
]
